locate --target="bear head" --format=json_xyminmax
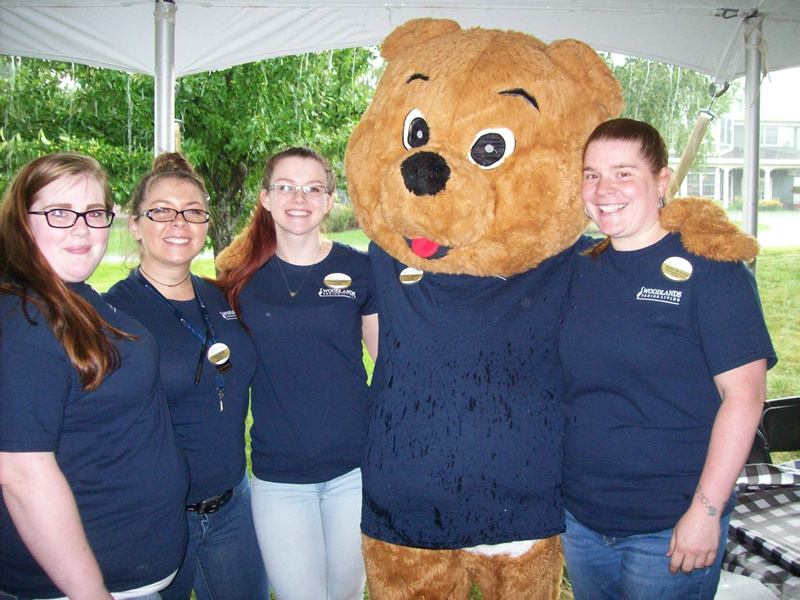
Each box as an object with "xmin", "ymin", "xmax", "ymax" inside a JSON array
[{"xmin": 345, "ymin": 18, "xmax": 624, "ymax": 277}]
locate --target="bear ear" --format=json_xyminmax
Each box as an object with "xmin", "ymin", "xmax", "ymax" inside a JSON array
[
  {"xmin": 381, "ymin": 18, "xmax": 462, "ymax": 61},
  {"xmin": 546, "ymin": 39, "xmax": 624, "ymax": 119}
]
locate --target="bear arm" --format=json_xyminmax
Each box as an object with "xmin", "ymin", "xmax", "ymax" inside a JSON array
[
  {"xmin": 660, "ymin": 197, "xmax": 759, "ymax": 263},
  {"xmin": 215, "ymin": 226, "xmax": 252, "ymax": 272}
]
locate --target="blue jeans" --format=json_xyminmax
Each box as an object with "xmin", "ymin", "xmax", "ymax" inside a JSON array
[
  {"xmin": 251, "ymin": 468, "xmax": 366, "ymax": 600},
  {"xmin": 160, "ymin": 472, "xmax": 269, "ymax": 600},
  {"xmin": 562, "ymin": 509, "xmax": 730, "ymax": 600}
]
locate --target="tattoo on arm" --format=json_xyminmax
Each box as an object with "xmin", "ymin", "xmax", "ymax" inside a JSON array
[{"xmin": 697, "ymin": 484, "xmax": 719, "ymax": 516}]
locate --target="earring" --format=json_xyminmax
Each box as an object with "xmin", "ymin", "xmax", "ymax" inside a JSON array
[
  {"xmin": 659, "ymin": 196, "xmax": 666, "ymax": 209},
  {"xmin": 584, "ymin": 207, "xmax": 592, "ymax": 219}
]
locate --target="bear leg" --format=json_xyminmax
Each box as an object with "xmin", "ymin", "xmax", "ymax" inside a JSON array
[
  {"xmin": 463, "ymin": 536, "xmax": 563, "ymax": 600},
  {"xmin": 362, "ymin": 535, "xmax": 473, "ymax": 600}
]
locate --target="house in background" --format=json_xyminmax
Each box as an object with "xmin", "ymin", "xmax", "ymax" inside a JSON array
[{"xmin": 670, "ymin": 68, "xmax": 800, "ymax": 210}]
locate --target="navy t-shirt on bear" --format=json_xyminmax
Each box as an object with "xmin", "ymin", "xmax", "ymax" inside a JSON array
[{"xmin": 362, "ymin": 240, "xmax": 588, "ymax": 549}]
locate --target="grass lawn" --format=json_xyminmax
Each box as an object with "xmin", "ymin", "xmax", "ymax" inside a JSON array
[
  {"xmin": 757, "ymin": 246, "xmax": 800, "ymax": 400},
  {"xmin": 327, "ymin": 229, "xmax": 371, "ymax": 250}
]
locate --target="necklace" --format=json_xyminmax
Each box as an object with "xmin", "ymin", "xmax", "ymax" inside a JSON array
[
  {"xmin": 275, "ymin": 245, "xmax": 322, "ymax": 298},
  {"xmin": 139, "ymin": 266, "xmax": 191, "ymax": 288}
]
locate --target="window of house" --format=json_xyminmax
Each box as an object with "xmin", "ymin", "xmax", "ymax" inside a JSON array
[
  {"xmin": 686, "ymin": 170, "xmax": 718, "ymax": 198},
  {"xmin": 762, "ymin": 126, "xmax": 779, "ymax": 146},
  {"xmin": 702, "ymin": 170, "xmax": 716, "ymax": 197},
  {"xmin": 761, "ymin": 126, "xmax": 794, "ymax": 147},
  {"xmin": 686, "ymin": 173, "xmax": 701, "ymax": 197},
  {"xmin": 718, "ymin": 118, "xmax": 733, "ymax": 147}
]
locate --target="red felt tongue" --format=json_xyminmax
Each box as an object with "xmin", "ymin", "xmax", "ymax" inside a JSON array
[{"xmin": 411, "ymin": 237, "xmax": 440, "ymax": 258}]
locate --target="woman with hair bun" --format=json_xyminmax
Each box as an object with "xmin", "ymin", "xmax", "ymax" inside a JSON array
[
  {"xmin": 105, "ymin": 153, "xmax": 268, "ymax": 600},
  {"xmin": 0, "ymin": 153, "xmax": 189, "ymax": 599}
]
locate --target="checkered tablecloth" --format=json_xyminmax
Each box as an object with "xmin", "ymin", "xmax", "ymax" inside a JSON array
[{"xmin": 723, "ymin": 460, "xmax": 800, "ymax": 599}]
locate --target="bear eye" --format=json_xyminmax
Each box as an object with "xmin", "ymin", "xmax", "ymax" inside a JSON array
[
  {"xmin": 403, "ymin": 109, "xmax": 429, "ymax": 150},
  {"xmin": 468, "ymin": 129, "xmax": 516, "ymax": 169}
]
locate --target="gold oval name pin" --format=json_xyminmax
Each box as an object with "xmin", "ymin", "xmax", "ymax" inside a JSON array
[
  {"xmin": 661, "ymin": 256, "xmax": 693, "ymax": 282},
  {"xmin": 207, "ymin": 342, "xmax": 233, "ymax": 375},
  {"xmin": 207, "ymin": 342, "xmax": 230, "ymax": 365},
  {"xmin": 323, "ymin": 273, "xmax": 352, "ymax": 289},
  {"xmin": 399, "ymin": 267, "xmax": 423, "ymax": 285}
]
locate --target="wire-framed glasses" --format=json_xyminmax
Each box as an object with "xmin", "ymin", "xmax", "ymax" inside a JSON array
[
  {"xmin": 28, "ymin": 208, "xmax": 115, "ymax": 229},
  {"xmin": 267, "ymin": 184, "xmax": 330, "ymax": 199},
  {"xmin": 138, "ymin": 207, "xmax": 211, "ymax": 223}
]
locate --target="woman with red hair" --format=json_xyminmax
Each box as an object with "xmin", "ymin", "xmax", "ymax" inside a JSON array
[
  {"xmin": 0, "ymin": 153, "xmax": 188, "ymax": 600},
  {"xmin": 219, "ymin": 147, "xmax": 378, "ymax": 600}
]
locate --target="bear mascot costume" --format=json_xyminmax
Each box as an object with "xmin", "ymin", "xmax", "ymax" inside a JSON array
[
  {"xmin": 217, "ymin": 17, "xmax": 757, "ymax": 600},
  {"xmin": 343, "ymin": 18, "xmax": 757, "ymax": 600}
]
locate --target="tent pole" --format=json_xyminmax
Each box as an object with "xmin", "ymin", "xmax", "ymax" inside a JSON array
[
  {"xmin": 154, "ymin": 0, "xmax": 176, "ymax": 156},
  {"xmin": 742, "ymin": 12, "xmax": 763, "ymax": 272}
]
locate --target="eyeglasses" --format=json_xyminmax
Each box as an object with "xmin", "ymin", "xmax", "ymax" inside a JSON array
[
  {"xmin": 28, "ymin": 208, "xmax": 115, "ymax": 229},
  {"xmin": 267, "ymin": 184, "xmax": 330, "ymax": 199},
  {"xmin": 138, "ymin": 207, "xmax": 211, "ymax": 223}
]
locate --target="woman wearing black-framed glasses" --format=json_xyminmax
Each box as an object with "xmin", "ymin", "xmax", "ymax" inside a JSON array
[
  {"xmin": 104, "ymin": 152, "xmax": 267, "ymax": 600},
  {"xmin": 0, "ymin": 153, "xmax": 189, "ymax": 600}
]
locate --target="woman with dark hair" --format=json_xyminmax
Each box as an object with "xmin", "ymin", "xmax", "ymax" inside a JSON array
[
  {"xmin": 557, "ymin": 119, "xmax": 777, "ymax": 599},
  {"xmin": 218, "ymin": 147, "xmax": 378, "ymax": 600},
  {"xmin": 104, "ymin": 153, "xmax": 268, "ymax": 600},
  {"xmin": 0, "ymin": 153, "xmax": 188, "ymax": 600}
]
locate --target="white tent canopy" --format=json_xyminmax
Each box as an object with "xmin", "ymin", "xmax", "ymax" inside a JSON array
[
  {"xmin": 1, "ymin": 0, "xmax": 800, "ymax": 242},
  {"xmin": 1, "ymin": 0, "xmax": 799, "ymax": 81}
]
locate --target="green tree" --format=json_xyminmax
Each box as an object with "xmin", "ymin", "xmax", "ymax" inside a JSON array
[
  {"xmin": 3, "ymin": 51, "xmax": 725, "ymax": 254},
  {"xmin": 0, "ymin": 58, "xmax": 154, "ymax": 204},
  {"xmin": 0, "ymin": 49, "xmax": 378, "ymax": 254},
  {"xmin": 604, "ymin": 55, "xmax": 735, "ymax": 159},
  {"xmin": 176, "ymin": 48, "xmax": 376, "ymax": 254}
]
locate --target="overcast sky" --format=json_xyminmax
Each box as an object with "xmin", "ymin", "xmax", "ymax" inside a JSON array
[{"xmin": 728, "ymin": 66, "xmax": 800, "ymax": 121}]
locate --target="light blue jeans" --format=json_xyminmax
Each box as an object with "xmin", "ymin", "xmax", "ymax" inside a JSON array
[
  {"xmin": 160, "ymin": 472, "xmax": 268, "ymax": 600},
  {"xmin": 251, "ymin": 468, "xmax": 366, "ymax": 600},
  {"xmin": 562, "ymin": 509, "xmax": 730, "ymax": 600}
]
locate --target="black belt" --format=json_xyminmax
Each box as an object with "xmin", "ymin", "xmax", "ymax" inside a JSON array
[{"xmin": 186, "ymin": 488, "xmax": 233, "ymax": 515}]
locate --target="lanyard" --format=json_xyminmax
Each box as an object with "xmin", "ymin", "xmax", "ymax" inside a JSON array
[{"xmin": 134, "ymin": 268, "xmax": 226, "ymax": 411}]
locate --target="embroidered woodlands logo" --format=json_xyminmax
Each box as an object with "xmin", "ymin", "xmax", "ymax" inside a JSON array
[
  {"xmin": 636, "ymin": 286, "xmax": 682, "ymax": 306},
  {"xmin": 318, "ymin": 288, "xmax": 356, "ymax": 300}
]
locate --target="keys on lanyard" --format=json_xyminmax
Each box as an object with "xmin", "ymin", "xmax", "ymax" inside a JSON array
[{"xmin": 207, "ymin": 343, "xmax": 232, "ymax": 412}]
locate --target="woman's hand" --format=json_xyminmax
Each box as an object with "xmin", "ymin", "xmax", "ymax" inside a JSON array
[
  {"xmin": 667, "ymin": 358, "xmax": 768, "ymax": 575},
  {"xmin": 667, "ymin": 499, "xmax": 721, "ymax": 573}
]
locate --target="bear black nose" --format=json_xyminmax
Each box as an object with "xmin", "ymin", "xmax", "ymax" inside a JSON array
[{"xmin": 400, "ymin": 152, "xmax": 450, "ymax": 196}]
